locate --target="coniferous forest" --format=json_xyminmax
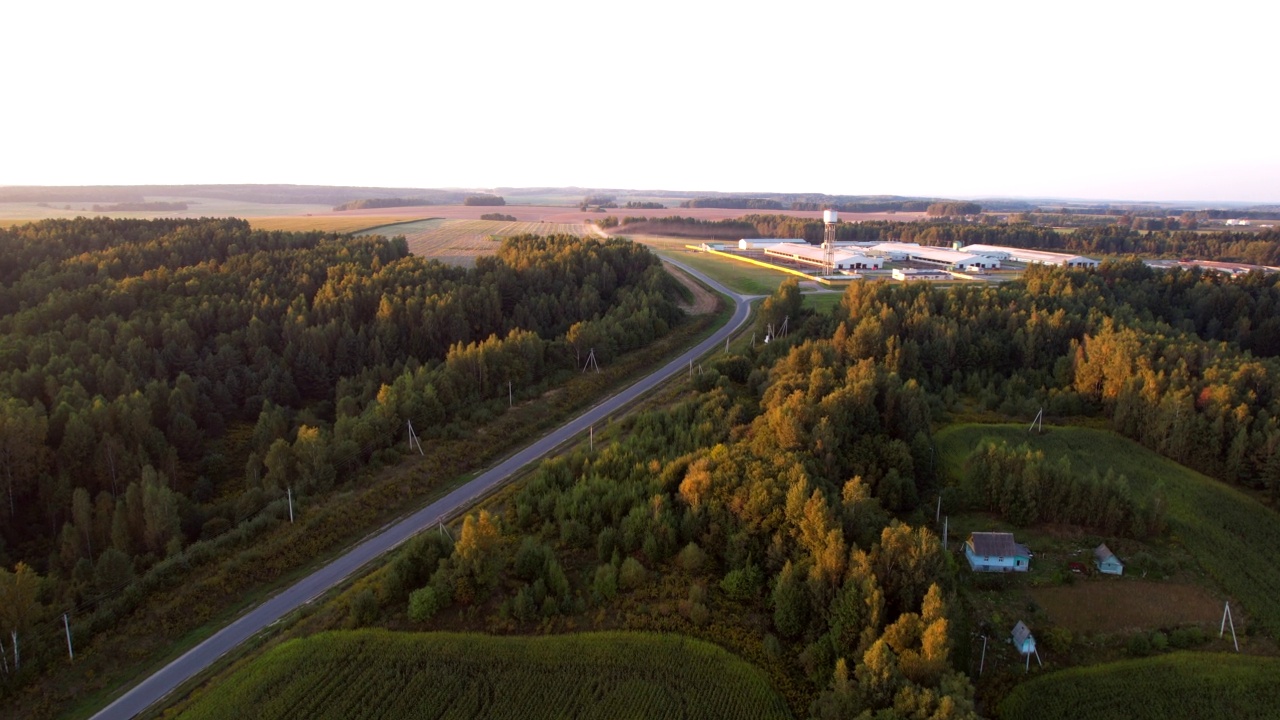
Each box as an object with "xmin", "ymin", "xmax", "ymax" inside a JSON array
[{"xmin": 0, "ymin": 218, "xmax": 684, "ymax": 707}]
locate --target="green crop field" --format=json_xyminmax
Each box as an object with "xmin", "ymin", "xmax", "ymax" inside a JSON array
[
  {"xmin": 175, "ymin": 630, "xmax": 792, "ymax": 720},
  {"xmin": 360, "ymin": 219, "xmax": 591, "ymax": 267},
  {"xmin": 937, "ymin": 424, "xmax": 1280, "ymax": 638},
  {"xmin": 999, "ymin": 652, "xmax": 1280, "ymax": 720},
  {"xmin": 640, "ymin": 245, "xmax": 795, "ymax": 295}
]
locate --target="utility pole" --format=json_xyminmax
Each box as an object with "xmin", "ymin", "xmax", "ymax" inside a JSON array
[
  {"xmin": 590, "ymin": 424, "xmax": 594, "ymax": 452},
  {"xmin": 64, "ymin": 613, "xmax": 74, "ymax": 660},
  {"xmin": 508, "ymin": 380, "xmax": 513, "ymax": 408},
  {"xmin": 978, "ymin": 635, "xmax": 988, "ymax": 675},
  {"xmin": 407, "ymin": 420, "xmax": 423, "ymax": 455},
  {"xmin": 583, "ymin": 348, "xmax": 600, "ymax": 373},
  {"xmin": 287, "ymin": 486, "xmax": 294, "ymax": 524},
  {"xmin": 1221, "ymin": 601, "xmax": 1239, "ymax": 651}
]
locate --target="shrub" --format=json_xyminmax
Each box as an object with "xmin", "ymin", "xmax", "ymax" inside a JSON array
[
  {"xmin": 348, "ymin": 589, "xmax": 378, "ymax": 627},
  {"xmin": 721, "ymin": 564, "xmax": 764, "ymax": 600},
  {"xmin": 619, "ymin": 557, "xmax": 647, "ymax": 590},
  {"xmin": 593, "ymin": 563, "xmax": 618, "ymax": 601},
  {"xmin": 1127, "ymin": 632, "xmax": 1151, "ymax": 657},
  {"xmin": 678, "ymin": 542, "xmax": 708, "ymax": 572},
  {"xmin": 408, "ymin": 586, "xmax": 445, "ymax": 622}
]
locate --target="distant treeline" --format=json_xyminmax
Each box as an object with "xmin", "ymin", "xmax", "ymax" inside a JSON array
[
  {"xmin": 624, "ymin": 201, "xmax": 664, "ymax": 209},
  {"xmin": 616, "ymin": 216, "xmax": 756, "ymax": 240},
  {"xmin": 791, "ymin": 200, "xmax": 934, "ymax": 213},
  {"xmin": 90, "ymin": 202, "xmax": 189, "ymax": 212},
  {"xmin": 480, "ymin": 213, "xmax": 517, "ymax": 221},
  {"xmin": 1033, "ymin": 205, "xmax": 1280, "ymax": 221},
  {"xmin": 679, "ymin": 198, "xmax": 786, "ymax": 210},
  {"xmin": 333, "ymin": 198, "xmax": 434, "ymax": 211},
  {"xmin": 925, "ymin": 202, "xmax": 982, "ymax": 217},
  {"xmin": 579, "ymin": 195, "xmax": 617, "ymax": 210},
  {"xmin": 0, "ymin": 185, "xmax": 470, "ymax": 206},
  {"xmin": 464, "ymin": 195, "xmax": 506, "ymax": 206}
]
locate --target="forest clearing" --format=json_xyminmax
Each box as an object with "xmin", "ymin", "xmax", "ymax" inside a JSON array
[
  {"xmin": 174, "ymin": 630, "xmax": 792, "ymax": 720},
  {"xmin": 359, "ymin": 219, "xmax": 592, "ymax": 266}
]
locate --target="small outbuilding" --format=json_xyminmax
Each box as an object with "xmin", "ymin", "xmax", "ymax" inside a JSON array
[
  {"xmin": 1094, "ymin": 543, "xmax": 1124, "ymax": 575},
  {"xmin": 964, "ymin": 532, "xmax": 1031, "ymax": 573},
  {"xmin": 1011, "ymin": 620, "xmax": 1042, "ymax": 671}
]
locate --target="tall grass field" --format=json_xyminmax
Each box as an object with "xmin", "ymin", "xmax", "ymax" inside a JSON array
[
  {"xmin": 999, "ymin": 652, "xmax": 1280, "ymax": 720},
  {"xmin": 175, "ymin": 630, "xmax": 792, "ymax": 720}
]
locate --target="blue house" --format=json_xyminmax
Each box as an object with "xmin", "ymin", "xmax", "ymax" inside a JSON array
[
  {"xmin": 1094, "ymin": 543, "xmax": 1124, "ymax": 575},
  {"xmin": 964, "ymin": 532, "xmax": 1031, "ymax": 572}
]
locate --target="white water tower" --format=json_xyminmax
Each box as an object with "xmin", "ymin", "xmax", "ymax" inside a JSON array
[{"xmin": 822, "ymin": 210, "xmax": 838, "ymax": 275}]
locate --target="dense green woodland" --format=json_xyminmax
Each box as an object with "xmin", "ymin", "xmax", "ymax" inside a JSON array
[{"xmin": 0, "ymin": 218, "xmax": 681, "ymax": 695}]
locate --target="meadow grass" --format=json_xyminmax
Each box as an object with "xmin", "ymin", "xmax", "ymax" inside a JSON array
[
  {"xmin": 999, "ymin": 652, "xmax": 1280, "ymax": 720},
  {"xmin": 174, "ymin": 630, "xmax": 793, "ymax": 720}
]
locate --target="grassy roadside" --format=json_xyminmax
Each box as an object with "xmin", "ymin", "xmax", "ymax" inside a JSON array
[{"xmin": 43, "ymin": 287, "xmax": 737, "ymax": 720}]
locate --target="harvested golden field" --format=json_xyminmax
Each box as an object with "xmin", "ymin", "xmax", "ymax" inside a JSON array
[
  {"xmin": 249, "ymin": 215, "xmax": 435, "ymax": 233},
  {"xmin": 359, "ymin": 218, "xmax": 591, "ymax": 266}
]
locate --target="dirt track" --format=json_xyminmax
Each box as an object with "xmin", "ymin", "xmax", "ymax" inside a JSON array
[{"xmin": 662, "ymin": 260, "xmax": 718, "ymax": 315}]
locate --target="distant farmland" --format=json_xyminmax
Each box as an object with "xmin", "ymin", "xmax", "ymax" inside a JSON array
[
  {"xmin": 175, "ymin": 630, "xmax": 793, "ymax": 720},
  {"xmin": 360, "ymin": 218, "xmax": 592, "ymax": 266},
  {"xmin": 249, "ymin": 215, "xmax": 435, "ymax": 234}
]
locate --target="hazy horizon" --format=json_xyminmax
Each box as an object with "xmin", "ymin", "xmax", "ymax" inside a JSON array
[{"xmin": 4, "ymin": 2, "xmax": 1276, "ymax": 204}]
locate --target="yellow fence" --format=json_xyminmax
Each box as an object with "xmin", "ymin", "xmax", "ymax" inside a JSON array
[{"xmin": 684, "ymin": 245, "xmax": 856, "ymax": 287}]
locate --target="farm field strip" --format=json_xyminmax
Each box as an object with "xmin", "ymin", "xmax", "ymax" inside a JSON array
[
  {"xmin": 999, "ymin": 652, "xmax": 1280, "ymax": 720},
  {"xmin": 937, "ymin": 424, "xmax": 1280, "ymax": 638},
  {"xmin": 174, "ymin": 630, "xmax": 793, "ymax": 720},
  {"xmin": 360, "ymin": 219, "xmax": 591, "ymax": 266},
  {"xmin": 249, "ymin": 215, "xmax": 436, "ymax": 233}
]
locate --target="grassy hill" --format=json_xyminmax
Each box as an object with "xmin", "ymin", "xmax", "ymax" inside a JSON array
[
  {"xmin": 936, "ymin": 424, "xmax": 1280, "ymax": 638},
  {"xmin": 999, "ymin": 652, "xmax": 1280, "ymax": 720},
  {"xmin": 174, "ymin": 630, "xmax": 792, "ymax": 720}
]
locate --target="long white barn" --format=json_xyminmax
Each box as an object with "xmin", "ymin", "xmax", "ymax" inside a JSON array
[
  {"xmin": 765, "ymin": 242, "xmax": 883, "ymax": 271},
  {"xmin": 867, "ymin": 242, "xmax": 1000, "ymax": 270},
  {"xmin": 960, "ymin": 244, "xmax": 1098, "ymax": 268}
]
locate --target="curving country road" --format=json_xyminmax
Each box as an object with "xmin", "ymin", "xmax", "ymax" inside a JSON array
[{"xmin": 90, "ymin": 257, "xmax": 756, "ymax": 720}]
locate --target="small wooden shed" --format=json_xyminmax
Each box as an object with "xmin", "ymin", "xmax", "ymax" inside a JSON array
[
  {"xmin": 1094, "ymin": 543, "xmax": 1124, "ymax": 576},
  {"xmin": 1011, "ymin": 620, "xmax": 1042, "ymax": 671}
]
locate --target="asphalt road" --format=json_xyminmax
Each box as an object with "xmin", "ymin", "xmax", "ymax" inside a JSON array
[{"xmin": 90, "ymin": 257, "xmax": 755, "ymax": 720}]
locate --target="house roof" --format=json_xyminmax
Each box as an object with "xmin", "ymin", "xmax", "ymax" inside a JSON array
[
  {"xmin": 968, "ymin": 532, "xmax": 1029, "ymax": 558},
  {"xmin": 1012, "ymin": 621, "xmax": 1034, "ymax": 648},
  {"xmin": 1095, "ymin": 543, "xmax": 1119, "ymax": 563}
]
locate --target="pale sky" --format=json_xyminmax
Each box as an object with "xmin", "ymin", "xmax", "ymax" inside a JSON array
[{"xmin": 3, "ymin": 1, "xmax": 1277, "ymax": 203}]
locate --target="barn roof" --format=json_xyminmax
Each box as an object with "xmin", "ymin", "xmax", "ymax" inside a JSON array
[
  {"xmin": 1012, "ymin": 620, "xmax": 1034, "ymax": 648},
  {"xmin": 968, "ymin": 532, "xmax": 1029, "ymax": 558},
  {"xmin": 1095, "ymin": 543, "xmax": 1119, "ymax": 563}
]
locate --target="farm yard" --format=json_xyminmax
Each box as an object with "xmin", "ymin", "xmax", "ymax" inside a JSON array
[
  {"xmin": 359, "ymin": 219, "xmax": 592, "ymax": 266},
  {"xmin": 174, "ymin": 630, "xmax": 792, "ymax": 720},
  {"xmin": 938, "ymin": 424, "xmax": 1280, "ymax": 642}
]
